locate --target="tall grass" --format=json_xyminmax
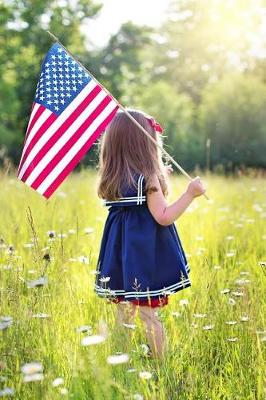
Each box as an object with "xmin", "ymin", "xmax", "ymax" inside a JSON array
[{"xmin": 0, "ymin": 170, "xmax": 265, "ymax": 399}]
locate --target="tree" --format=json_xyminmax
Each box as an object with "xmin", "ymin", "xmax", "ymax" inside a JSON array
[
  {"xmin": 199, "ymin": 73, "xmax": 266, "ymax": 170},
  {"xmin": 146, "ymin": 0, "xmax": 266, "ymax": 103},
  {"xmin": 86, "ymin": 21, "xmax": 152, "ymax": 101},
  {"xmin": 131, "ymin": 81, "xmax": 202, "ymax": 170},
  {"xmin": 0, "ymin": 0, "xmax": 102, "ymax": 163}
]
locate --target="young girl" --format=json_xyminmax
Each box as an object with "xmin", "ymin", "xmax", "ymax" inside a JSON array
[{"xmin": 94, "ymin": 109, "xmax": 206, "ymax": 359}]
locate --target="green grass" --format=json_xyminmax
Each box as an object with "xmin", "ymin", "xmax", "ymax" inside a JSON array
[{"xmin": 0, "ymin": 170, "xmax": 265, "ymax": 399}]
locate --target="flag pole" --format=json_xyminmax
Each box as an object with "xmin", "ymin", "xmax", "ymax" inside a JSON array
[{"xmin": 46, "ymin": 31, "xmax": 209, "ymax": 200}]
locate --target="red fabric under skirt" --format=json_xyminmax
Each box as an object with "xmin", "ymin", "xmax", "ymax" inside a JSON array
[{"xmin": 110, "ymin": 295, "xmax": 169, "ymax": 308}]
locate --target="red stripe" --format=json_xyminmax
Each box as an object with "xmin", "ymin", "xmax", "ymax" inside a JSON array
[
  {"xmin": 42, "ymin": 105, "xmax": 119, "ymax": 198},
  {"xmin": 20, "ymin": 85, "xmax": 102, "ymax": 181},
  {"xmin": 18, "ymin": 113, "xmax": 57, "ymax": 175},
  {"xmin": 30, "ymin": 95, "xmax": 113, "ymax": 189}
]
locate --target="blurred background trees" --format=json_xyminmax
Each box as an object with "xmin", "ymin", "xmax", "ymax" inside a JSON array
[{"xmin": 0, "ymin": 0, "xmax": 266, "ymax": 172}]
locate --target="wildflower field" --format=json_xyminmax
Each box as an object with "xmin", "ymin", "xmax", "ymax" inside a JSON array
[{"xmin": 0, "ymin": 170, "xmax": 265, "ymax": 400}]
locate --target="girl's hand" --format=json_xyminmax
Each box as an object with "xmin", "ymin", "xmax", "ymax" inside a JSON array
[
  {"xmin": 185, "ymin": 176, "xmax": 206, "ymax": 198},
  {"xmin": 165, "ymin": 164, "xmax": 173, "ymax": 175}
]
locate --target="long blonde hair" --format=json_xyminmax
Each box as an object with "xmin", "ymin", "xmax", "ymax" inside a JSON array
[{"xmin": 97, "ymin": 109, "xmax": 169, "ymax": 201}]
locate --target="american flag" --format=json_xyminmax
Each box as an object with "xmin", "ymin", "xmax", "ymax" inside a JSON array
[{"xmin": 17, "ymin": 42, "xmax": 119, "ymax": 199}]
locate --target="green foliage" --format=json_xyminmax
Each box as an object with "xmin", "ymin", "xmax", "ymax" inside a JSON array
[
  {"xmin": 199, "ymin": 73, "xmax": 266, "ymax": 170},
  {"xmin": 0, "ymin": 0, "xmax": 102, "ymax": 163},
  {"xmin": 0, "ymin": 0, "xmax": 266, "ymax": 170},
  {"xmin": 131, "ymin": 81, "xmax": 204, "ymax": 170},
  {"xmin": 86, "ymin": 21, "xmax": 153, "ymax": 100}
]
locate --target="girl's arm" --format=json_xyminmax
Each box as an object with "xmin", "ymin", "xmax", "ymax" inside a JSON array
[{"xmin": 146, "ymin": 174, "xmax": 206, "ymax": 226}]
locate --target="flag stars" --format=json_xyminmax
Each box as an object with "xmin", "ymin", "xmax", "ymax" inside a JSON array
[{"xmin": 34, "ymin": 44, "xmax": 90, "ymax": 114}]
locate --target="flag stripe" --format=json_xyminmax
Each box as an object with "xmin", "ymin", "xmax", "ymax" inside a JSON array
[
  {"xmin": 29, "ymin": 95, "xmax": 113, "ymax": 189},
  {"xmin": 24, "ymin": 103, "xmax": 43, "ymax": 141},
  {"xmin": 18, "ymin": 112, "xmax": 57, "ymax": 175},
  {"xmin": 36, "ymin": 100, "xmax": 118, "ymax": 195},
  {"xmin": 17, "ymin": 104, "xmax": 45, "ymax": 173},
  {"xmin": 18, "ymin": 107, "xmax": 53, "ymax": 175},
  {"xmin": 22, "ymin": 86, "xmax": 106, "ymax": 184},
  {"xmin": 18, "ymin": 80, "xmax": 99, "ymax": 180},
  {"xmin": 41, "ymin": 105, "xmax": 119, "ymax": 198}
]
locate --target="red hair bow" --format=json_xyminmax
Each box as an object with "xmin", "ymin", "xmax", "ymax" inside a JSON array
[{"xmin": 146, "ymin": 117, "xmax": 163, "ymax": 133}]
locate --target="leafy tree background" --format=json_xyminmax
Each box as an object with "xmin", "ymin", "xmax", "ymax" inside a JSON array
[{"xmin": 0, "ymin": 0, "xmax": 266, "ymax": 173}]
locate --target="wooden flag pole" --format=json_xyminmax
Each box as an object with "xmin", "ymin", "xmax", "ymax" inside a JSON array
[{"xmin": 46, "ymin": 31, "xmax": 209, "ymax": 200}]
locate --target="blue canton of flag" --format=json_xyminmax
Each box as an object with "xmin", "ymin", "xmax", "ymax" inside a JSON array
[{"xmin": 35, "ymin": 43, "xmax": 91, "ymax": 115}]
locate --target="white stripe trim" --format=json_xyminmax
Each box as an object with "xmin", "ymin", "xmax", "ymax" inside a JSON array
[
  {"xmin": 96, "ymin": 272, "xmax": 190, "ymax": 294},
  {"xmin": 103, "ymin": 196, "xmax": 146, "ymax": 205},
  {"xmin": 139, "ymin": 175, "xmax": 144, "ymax": 204},
  {"xmin": 104, "ymin": 196, "xmax": 146, "ymax": 201},
  {"xmin": 36, "ymin": 100, "xmax": 118, "ymax": 194},
  {"xmin": 95, "ymin": 278, "xmax": 191, "ymax": 297},
  {"xmin": 137, "ymin": 174, "xmax": 141, "ymax": 205},
  {"xmin": 18, "ymin": 80, "xmax": 98, "ymax": 179}
]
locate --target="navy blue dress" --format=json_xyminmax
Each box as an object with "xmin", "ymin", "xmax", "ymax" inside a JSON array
[{"xmin": 94, "ymin": 172, "xmax": 191, "ymax": 305}]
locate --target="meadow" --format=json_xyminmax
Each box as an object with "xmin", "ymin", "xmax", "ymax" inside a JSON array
[{"xmin": 0, "ymin": 170, "xmax": 265, "ymax": 400}]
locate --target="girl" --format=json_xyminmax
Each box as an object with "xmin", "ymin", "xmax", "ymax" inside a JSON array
[{"xmin": 94, "ymin": 109, "xmax": 206, "ymax": 359}]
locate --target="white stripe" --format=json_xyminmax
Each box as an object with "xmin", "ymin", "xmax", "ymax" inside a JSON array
[
  {"xmin": 137, "ymin": 175, "xmax": 140, "ymax": 205},
  {"xmin": 103, "ymin": 197, "xmax": 146, "ymax": 205},
  {"xmin": 95, "ymin": 278, "xmax": 191, "ymax": 297},
  {"xmin": 25, "ymin": 89, "xmax": 107, "ymax": 185},
  {"xmin": 18, "ymin": 104, "xmax": 47, "ymax": 171},
  {"xmin": 125, "ymin": 281, "xmax": 191, "ymax": 297},
  {"xmin": 139, "ymin": 175, "xmax": 144, "ymax": 204},
  {"xmin": 19, "ymin": 109, "xmax": 53, "ymax": 171},
  {"xmin": 18, "ymin": 80, "xmax": 98, "ymax": 179},
  {"xmin": 26, "ymin": 103, "xmax": 40, "ymax": 135},
  {"xmin": 36, "ymin": 100, "xmax": 117, "ymax": 194},
  {"xmin": 105, "ymin": 196, "xmax": 146, "ymax": 200}
]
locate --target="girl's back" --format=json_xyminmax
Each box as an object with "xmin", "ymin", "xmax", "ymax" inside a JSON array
[{"xmin": 94, "ymin": 108, "xmax": 206, "ymax": 358}]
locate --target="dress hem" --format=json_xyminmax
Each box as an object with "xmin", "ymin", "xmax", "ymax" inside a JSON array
[{"xmin": 94, "ymin": 279, "xmax": 192, "ymax": 301}]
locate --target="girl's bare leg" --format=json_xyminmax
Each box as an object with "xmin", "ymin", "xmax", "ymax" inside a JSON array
[
  {"xmin": 116, "ymin": 301, "xmax": 138, "ymax": 327},
  {"xmin": 113, "ymin": 301, "xmax": 138, "ymax": 352},
  {"xmin": 139, "ymin": 306, "xmax": 167, "ymax": 359}
]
